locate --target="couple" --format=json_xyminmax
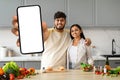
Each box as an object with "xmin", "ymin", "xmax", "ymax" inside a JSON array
[{"xmin": 12, "ymin": 11, "xmax": 94, "ymax": 70}]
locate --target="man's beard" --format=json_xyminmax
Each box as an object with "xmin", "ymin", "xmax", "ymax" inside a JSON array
[{"xmin": 55, "ymin": 26, "xmax": 65, "ymax": 30}]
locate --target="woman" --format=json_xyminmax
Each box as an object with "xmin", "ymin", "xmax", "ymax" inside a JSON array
[{"xmin": 67, "ymin": 24, "xmax": 94, "ymax": 69}]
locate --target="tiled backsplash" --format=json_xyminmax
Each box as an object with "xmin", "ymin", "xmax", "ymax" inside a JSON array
[
  {"xmin": 0, "ymin": 27, "xmax": 120, "ymax": 56},
  {"xmin": 83, "ymin": 27, "xmax": 120, "ymax": 56}
]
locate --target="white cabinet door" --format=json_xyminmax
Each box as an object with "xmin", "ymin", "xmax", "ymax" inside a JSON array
[
  {"xmin": 67, "ymin": 0, "xmax": 94, "ymax": 27},
  {"xmin": 24, "ymin": 0, "xmax": 120, "ymax": 27},
  {"xmin": 0, "ymin": 0, "xmax": 23, "ymax": 27},
  {"xmin": 24, "ymin": 0, "xmax": 66, "ymax": 27},
  {"xmin": 96, "ymin": 0, "xmax": 120, "ymax": 26}
]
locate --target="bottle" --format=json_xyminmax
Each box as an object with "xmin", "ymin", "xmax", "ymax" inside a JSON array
[
  {"xmin": 104, "ymin": 57, "xmax": 111, "ymax": 72},
  {"xmin": 0, "ymin": 46, "xmax": 8, "ymax": 59},
  {"xmin": 93, "ymin": 66, "xmax": 97, "ymax": 73},
  {"xmin": 103, "ymin": 66, "xmax": 107, "ymax": 73},
  {"xmin": 41, "ymin": 67, "xmax": 46, "ymax": 73},
  {"xmin": 100, "ymin": 66, "xmax": 103, "ymax": 73}
]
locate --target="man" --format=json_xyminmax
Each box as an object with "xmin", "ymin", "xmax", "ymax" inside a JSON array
[{"xmin": 12, "ymin": 11, "xmax": 91, "ymax": 70}]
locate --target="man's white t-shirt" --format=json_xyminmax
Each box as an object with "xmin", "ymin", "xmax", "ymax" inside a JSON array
[{"xmin": 41, "ymin": 28, "xmax": 71, "ymax": 70}]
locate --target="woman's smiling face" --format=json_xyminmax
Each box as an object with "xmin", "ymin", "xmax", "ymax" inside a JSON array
[{"xmin": 70, "ymin": 26, "xmax": 82, "ymax": 39}]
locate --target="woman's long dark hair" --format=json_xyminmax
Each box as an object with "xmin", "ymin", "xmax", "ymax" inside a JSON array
[{"xmin": 70, "ymin": 24, "xmax": 85, "ymax": 40}]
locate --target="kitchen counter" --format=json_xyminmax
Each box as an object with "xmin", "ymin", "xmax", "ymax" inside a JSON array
[
  {"xmin": 0, "ymin": 56, "xmax": 42, "ymax": 61},
  {"xmin": 0, "ymin": 56, "xmax": 120, "ymax": 61},
  {"xmin": 92, "ymin": 56, "xmax": 120, "ymax": 60},
  {"xmin": 23, "ymin": 70, "xmax": 120, "ymax": 80}
]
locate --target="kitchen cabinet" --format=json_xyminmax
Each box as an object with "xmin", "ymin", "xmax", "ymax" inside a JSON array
[
  {"xmin": 68, "ymin": 0, "xmax": 120, "ymax": 27},
  {"xmin": 0, "ymin": 61, "xmax": 23, "ymax": 67},
  {"xmin": 94, "ymin": 60, "xmax": 120, "ymax": 68},
  {"xmin": 24, "ymin": 0, "xmax": 94, "ymax": 27},
  {"xmin": 67, "ymin": 0, "xmax": 94, "ymax": 27},
  {"xmin": 96, "ymin": 0, "xmax": 120, "ymax": 26},
  {"xmin": 110, "ymin": 60, "xmax": 120, "ymax": 68},
  {"xmin": 0, "ymin": 0, "xmax": 23, "ymax": 27},
  {"xmin": 24, "ymin": 0, "xmax": 67, "ymax": 27},
  {"xmin": 23, "ymin": 61, "xmax": 41, "ymax": 69},
  {"xmin": 1, "ymin": 0, "xmax": 120, "ymax": 28},
  {"xmin": 94, "ymin": 60, "xmax": 105, "ymax": 66},
  {"xmin": 0, "ymin": 61, "xmax": 41, "ymax": 69}
]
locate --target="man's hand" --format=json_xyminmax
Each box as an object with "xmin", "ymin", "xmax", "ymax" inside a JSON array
[
  {"xmin": 85, "ymin": 38, "xmax": 91, "ymax": 46},
  {"xmin": 11, "ymin": 16, "xmax": 49, "ymax": 47},
  {"xmin": 12, "ymin": 16, "xmax": 19, "ymax": 36},
  {"xmin": 11, "ymin": 16, "xmax": 20, "ymax": 46}
]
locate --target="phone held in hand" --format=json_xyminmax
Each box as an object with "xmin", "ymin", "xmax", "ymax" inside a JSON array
[{"xmin": 17, "ymin": 5, "xmax": 44, "ymax": 54}]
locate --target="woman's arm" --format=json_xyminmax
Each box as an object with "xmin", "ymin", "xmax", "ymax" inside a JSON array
[{"xmin": 86, "ymin": 46, "xmax": 94, "ymax": 65}]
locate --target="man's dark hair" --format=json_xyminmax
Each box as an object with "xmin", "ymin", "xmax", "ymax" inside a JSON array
[{"xmin": 54, "ymin": 11, "xmax": 66, "ymax": 19}]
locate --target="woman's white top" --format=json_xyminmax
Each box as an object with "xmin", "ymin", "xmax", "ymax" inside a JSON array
[
  {"xmin": 69, "ymin": 46, "xmax": 77, "ymax": 64},
  {"xmin": 67, "ymin": 38, "xmax": 94, "ymax": 69}
]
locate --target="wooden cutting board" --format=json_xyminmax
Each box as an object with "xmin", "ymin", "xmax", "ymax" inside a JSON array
[{"xmin": 40, "ymin": 69, "xmax": 67, "ymax": 73}]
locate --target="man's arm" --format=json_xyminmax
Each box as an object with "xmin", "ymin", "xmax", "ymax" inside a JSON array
[{"xmin": 85, "ymin": 38, "xmax": 91, "ymax": 46}]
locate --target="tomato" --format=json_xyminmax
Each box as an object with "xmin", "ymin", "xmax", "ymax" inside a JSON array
[
  {"xmin": 0, "ymin": 67, "xmax": 4, "ymax": 76},
  {"xmin": 9, "ymin": 73, "xmax": 15, "ymax": 80},
  {"xmin": 95, "ymin": 71, "xmax": 101, "ymax": 75},
  {"xmin": 25, "ymin": 70, "xmax": 30, "ymax": 74},
  {"xmin": 28, "ymin": 68, "xmax": 35, "ymax": 74},
  {"xmin": 19, "ymin": 67, "xmax": 27, "ymax": 75},
  {"xmin": 17, "ymin": 75, "xmax": 24, "ymax": 79}
]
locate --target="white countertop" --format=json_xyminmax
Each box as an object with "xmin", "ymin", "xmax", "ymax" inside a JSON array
[
  {"xmin": 0, "ymin": 56, "xmax": 120, "ymax": 61},
  {"xmin": 23, "ymin": 70, "xmax": 120, "ymax": 80}
]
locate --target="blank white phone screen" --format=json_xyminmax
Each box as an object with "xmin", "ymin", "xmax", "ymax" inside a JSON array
[{"xmin": 17, "ymin": 5, "xmax": 44, "ymax": 54}]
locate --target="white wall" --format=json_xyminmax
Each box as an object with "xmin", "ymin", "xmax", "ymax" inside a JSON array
[
  {"xmin": 0, "ymin": 27, "xmax": 120, "ymax": 56},
  {"xmin": 0, "ymin": 28, "xmax": 20, "ymax": 56}
]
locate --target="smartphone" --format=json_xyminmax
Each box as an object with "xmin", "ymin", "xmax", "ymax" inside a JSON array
[{"xmin": 17, "ymin": 5, "xmax": 44, "ymax": 54}]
